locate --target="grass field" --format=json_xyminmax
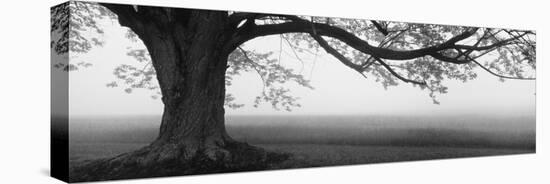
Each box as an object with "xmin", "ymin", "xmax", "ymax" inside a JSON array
[{"xmin": 68, "ymin": 115, "xmax": 535, "ymax": 169}]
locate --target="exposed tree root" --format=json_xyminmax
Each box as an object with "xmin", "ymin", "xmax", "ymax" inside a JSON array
[{"xmin": 69, "ymin": 141, "xmax": 290, "ymax": 182}]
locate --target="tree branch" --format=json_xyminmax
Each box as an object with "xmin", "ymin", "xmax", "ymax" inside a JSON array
[
  {"xmin": 370, "ymin": 20, "xmax": 389, "ymax": 36},
  {"xmin": 281, "ymin": 35, "xmax": 306, "ymax": 70},
  {"xmin": 311, "ymin": 33, "xmax": 425, "ymax": 85},
  {"xmin": 235, "ymin": 21, "xmax": 477, "ymax": 61},
  {"xmin": 454, "ymin": 31, "xmax": 529, "ymax": 51},
  {"xmin": 228, "ymin": 13, "xmax": 256, "ymax": 25},
  {"xmin": 309, "ymin": 34, "xmax": 362, "ymax": 71},
  {"xmin": 372, "ymin": 57, "xmax": 427, "ymax": 85},
  {"xmin": 237, "ymin": 47, "xmax": 268, "ymax": 91},
  {"xmin": 100, "ymin": 3, "xmax": 143, "ymax": 32},
  {"xmin": 467, "ymin": 56, "xmax": 535, "ymax": 80}
]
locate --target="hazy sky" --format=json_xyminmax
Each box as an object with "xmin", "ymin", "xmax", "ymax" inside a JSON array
[{"xmin": 65, "ymin": 17, "xmax": 536, "ymax": 117}]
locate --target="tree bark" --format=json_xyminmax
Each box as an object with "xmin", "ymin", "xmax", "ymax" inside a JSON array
[
  {"xmin": 69, "ymin": 8, "xmax": 288, "ymax": 182},
  {"xmin": 143, "ymin": 10, "xmax": 234, "ymax": 161}
]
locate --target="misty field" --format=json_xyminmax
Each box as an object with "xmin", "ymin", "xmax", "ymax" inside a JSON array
[{"xmin": 68, "ymin": 115, "xmax": 535, "ymax": 169}]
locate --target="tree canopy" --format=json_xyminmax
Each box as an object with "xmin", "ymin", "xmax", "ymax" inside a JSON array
[{"xmin": 51, "ymin": 1, "xmax": 536, "ymax": 109}]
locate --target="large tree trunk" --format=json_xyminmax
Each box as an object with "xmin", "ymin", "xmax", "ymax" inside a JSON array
[
  {"xmin": 70, "ymin": 8, "xmax": 288, "ymax": 182},
  {"xmin": 146, "ymin": 10, "xmax": 235, "ymax": 161}
]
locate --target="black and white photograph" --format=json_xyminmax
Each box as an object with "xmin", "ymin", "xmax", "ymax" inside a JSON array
[
  {"xmin": 48, "ymin": 0, "xmax": 539, "ymax": 182},
  {"xmin": 1, "ymin": 0, "xmax": 550, "ymax": 184}
]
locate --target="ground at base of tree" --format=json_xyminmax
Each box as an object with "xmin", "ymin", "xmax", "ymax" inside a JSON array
[
  {"xmin": 69, "ymin": 142, "xmax": 290, "ymax": 182},
  {"xmin": 68, "ymin": 142, "xmax": 533, "ymax": 182},
  {"xmin": 68, "ymin": 141, "xmax": 294, "ymax": 182}
]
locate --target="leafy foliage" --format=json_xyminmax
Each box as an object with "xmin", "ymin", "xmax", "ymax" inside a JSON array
[
  {"xmin": 51, "ymin": 1, "xmax": 113, "ymax": 71},
  {"xmin": 228, "ymin": 47, "xmax": 313, "ymax": 111},
  {"xmin": 267, "ymin": 17, "xmax": 534, "ymax": 103},
  {"xmin": 51, "ymin": 2, "xmax": 535, "ymax": 110},
  {"xmin": 51, "ymin": 2, "xmax": 69, "ymax": 54}
]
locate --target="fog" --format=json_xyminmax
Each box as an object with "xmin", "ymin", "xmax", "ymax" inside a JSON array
[
  {"xmin": 65, "ymin": 18, "xmax": 536, "ymax": 118},
  {"xmin": 68, "ymin": 115, "xmax": 535, "ymax": 150}
]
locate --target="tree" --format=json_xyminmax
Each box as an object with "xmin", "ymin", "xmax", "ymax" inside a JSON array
[{"xmin": 51, "ymin": 1, "xmax": 535, "ymax": 181}]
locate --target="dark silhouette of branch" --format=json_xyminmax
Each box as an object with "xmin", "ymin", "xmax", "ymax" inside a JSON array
[
  {"xmin": 370, "ymin": 20, "xmax": 389, "ymax": 36},
  {"xmin": 234, "ymin": 21, "xmax": 478, "ymax": 61},
  {"xmin": 467, "ymin": 56, "xmax": 535, "ymax": 80},
  {"xmin": 239, "ymin": 15, "xmax": 535, "ymax": 83},
  {"xmin": 237, "ymin": 47, "xmax": 268, "ymax": 90},
  {"xmin": 309, "ymin": 34, "xmax": 362, "ymax": 71},
  {"xmin": 310, "ymin": 33, "xmax": 425, "ymax": 85},
  {"xmin": 101, "ymin": 7, "xmax": 536, "ymax": 87},
  {"xmin": 372, "ymin": 57, "xmax": 427, "ymax": 85},
  {"xmin": 100, "ymin": 4, "xmax": 142, "ymax": 30},
  {"xmin": 454, "ymin": 31, "xmax": 529, "ymax": 51}
]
